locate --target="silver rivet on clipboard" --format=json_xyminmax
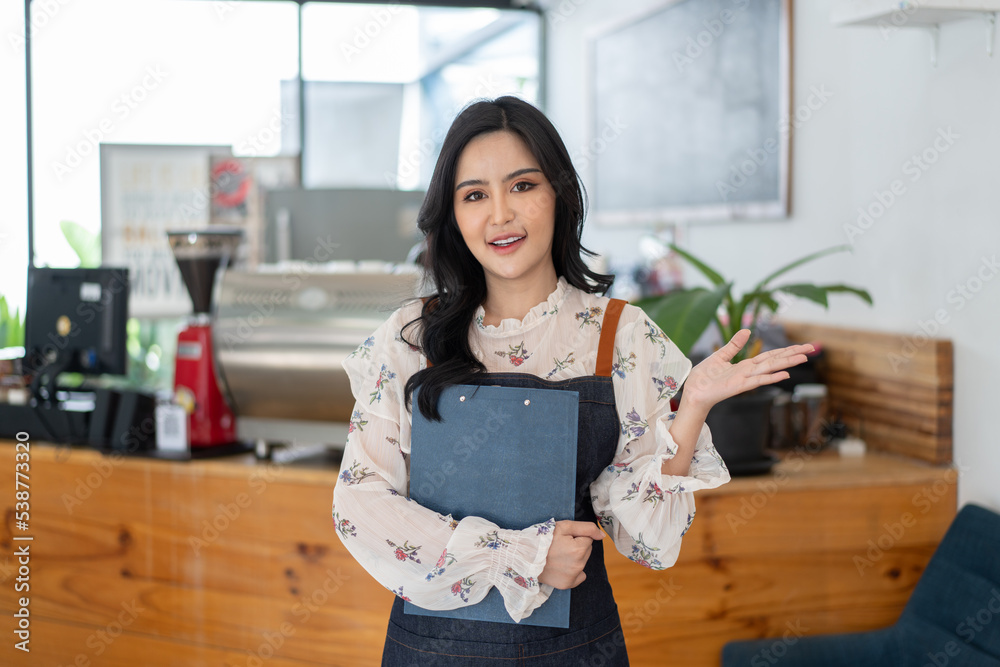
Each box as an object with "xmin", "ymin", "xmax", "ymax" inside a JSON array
[
  {"xmin": 459, "ymin": 395, "xmax": 466, "ymax": 402},
  {"xmin": 524, "ymin": 399, "xmax": 530, "ymax": 406}
]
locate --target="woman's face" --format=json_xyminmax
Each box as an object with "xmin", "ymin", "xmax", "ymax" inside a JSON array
[{"xmin": 452, "ymin": 130, "xmax": 558, "ymax": 292}]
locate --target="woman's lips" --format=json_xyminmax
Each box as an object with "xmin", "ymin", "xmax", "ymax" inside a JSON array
[{"xmin": 488, "ymin": 235, "xmax": 525, "ymax": 254}]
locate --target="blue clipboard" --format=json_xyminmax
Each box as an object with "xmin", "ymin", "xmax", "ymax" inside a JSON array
[{"xmin": 404, "ymin": 384, "xmax": 578, "ymax": 627}]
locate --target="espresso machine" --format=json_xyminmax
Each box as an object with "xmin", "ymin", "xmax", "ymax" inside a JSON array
[{"xmin": 166, "ymin": 228, "xmax": 243, "ymax": 449}]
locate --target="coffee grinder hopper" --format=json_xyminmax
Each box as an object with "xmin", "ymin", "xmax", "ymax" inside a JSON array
[{"xmin": 166, "ymin": 228, "xmax": 243, "ymax": 314}]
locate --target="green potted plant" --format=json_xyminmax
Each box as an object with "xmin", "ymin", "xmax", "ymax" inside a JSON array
[{"xmin": 634, "ymin": 243, "xmax": 873, "ymax": 474}]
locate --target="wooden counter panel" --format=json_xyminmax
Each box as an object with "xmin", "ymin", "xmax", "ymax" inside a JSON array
[
  {"xmin": 0, "ymin": 442, "xmax": 390, "ymax": 666},
  {"xmin": 674, "ymin": 479, "xmax": 957, "ymax": 560},
  {"xmin": 0, "ymin": 443, "xmax": 370, "ymax": 604},
  {"xmin": 0, "ymin": 617, "xmax": 335, "ymax": 667},
  {"xmin": 1, "ymin": 561, "xmax": 389, "ymax": 665},
  {"xmin": 0, "ymin": 441, "xmax": 957, "ymax": 666}
]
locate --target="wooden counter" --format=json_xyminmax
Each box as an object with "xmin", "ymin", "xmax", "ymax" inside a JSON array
[{"xmin": 0, "ymin": 440, "xmax": 956, "ymax": 666}]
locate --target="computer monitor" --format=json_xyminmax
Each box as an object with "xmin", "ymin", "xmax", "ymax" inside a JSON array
[{"xmin": 23, "ymin": 268, "xmax": 130, "ymax": 391}]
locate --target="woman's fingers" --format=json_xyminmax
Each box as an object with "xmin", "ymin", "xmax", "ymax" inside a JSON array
[
  {"xmin": 715, "ymin": 329, "xmax": 752, "ymax": 362},
  {"xmin": 556, "ymin": 520, "xmax": 605, "ymax": 541},
  {"xmin": 749, "ymin": 344, "xmax": 814, "ymax": 375},
  {"xmin": 752, "ymin": 342, "xmax": 815, "ymax": 365},
  {"xmin": 541, "ymin": 521, "xmax": 600, "ymax": 589}
]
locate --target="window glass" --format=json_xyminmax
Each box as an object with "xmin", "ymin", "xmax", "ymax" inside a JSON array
[
  {"xmin": 301, "ymin": 2, "xmax": 540, "ymax": 189},
  {"xmin": 0, "ymin": 1, "xmax": 29, "ymax": 354},
  {"xmin": 30, "ymin": 0, "xmax": 299, "ymax": 269}
]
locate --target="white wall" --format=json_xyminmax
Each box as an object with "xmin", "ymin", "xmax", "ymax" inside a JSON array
[{"xmin": 545, "ymin": 0, "xmax": 1000, "ymax": 512}]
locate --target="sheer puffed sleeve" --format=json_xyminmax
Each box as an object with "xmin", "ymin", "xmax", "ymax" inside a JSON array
[
  {"xmin": 332, "ymin": 304, "xmax": 556, "ymax": 622},
  {"xmin": 590, "ymin": 306, "xmax": 730, "ymax": 570}
]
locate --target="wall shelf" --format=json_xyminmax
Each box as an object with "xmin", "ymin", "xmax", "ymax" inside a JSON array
[{"xmin": 831, "ymin": 1, "xmax": 1000, "ymax": 65}]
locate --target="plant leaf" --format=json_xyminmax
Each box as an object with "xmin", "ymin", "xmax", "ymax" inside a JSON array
[
  {"xmin": 819, "ymin": 284, "xmax": 874, "ymax": 305},
  {"xmin": 60, "ymin": 220, "xmax": 102, "ymax": 268},
  {"xmin": 668, "ymin": 243, "xmax": 726, "ymax": 286},
  {"xmin": 769, "ymin": 283, "xmax": 874, "ymax": 311},
  {"xmin": 751, "ymin": 245, "xmax": 853, "ymax": 294},
  {"xmin": 773, "ymin": 283, "xmax": 829, "ymax": 308},
  {"xmin": 634, "ymin": 283, "xmax": 729, "ymax": 356},
  {"xmin": 742, "ymin": 290, "xmax": 780, "ymax": 314},
  {"xmin": 0, "ymin": 296, "xmax": 25, "ymax": 348}
]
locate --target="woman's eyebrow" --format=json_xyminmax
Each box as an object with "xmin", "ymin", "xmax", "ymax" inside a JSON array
[{"xmin": 455, "ymin": 167, "xmax": 543, "ymax": 192}]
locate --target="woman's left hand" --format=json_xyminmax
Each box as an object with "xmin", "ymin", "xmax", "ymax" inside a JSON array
[{"xmin": 681, "ymin": 329, "xmax": 815, "ymax": 413}]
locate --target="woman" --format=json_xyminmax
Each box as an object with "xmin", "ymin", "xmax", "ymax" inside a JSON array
[{"xmin": 333, "ymin": 96, "xmax": 813, "ymax": 665}]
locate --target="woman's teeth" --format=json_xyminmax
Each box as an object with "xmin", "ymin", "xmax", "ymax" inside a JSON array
[{"xmin": 491, "ymin": 236, "xmax": 524, "ymax": 246}]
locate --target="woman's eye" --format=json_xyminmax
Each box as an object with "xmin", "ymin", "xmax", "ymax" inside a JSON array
[
  {"xmin": 463, "ymin": 191, "xmax": 485, "ymax": 202},
  {"xmin": 512, "ymin": 181, "xmax": 535, "ymax": 193}
]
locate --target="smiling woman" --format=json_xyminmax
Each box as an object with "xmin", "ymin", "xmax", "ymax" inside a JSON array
[
  {"xmin": 333, "ymin": 97, "xmax": 820, "ymax": 667},
  {"xmin": 331, "ymin": 96, "xmax": 810, "ymax": 666}
]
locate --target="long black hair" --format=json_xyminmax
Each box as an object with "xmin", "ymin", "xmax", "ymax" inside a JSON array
[{"xmin": 402, "ymin": 96, "xmax": 613, "ymax": 420}]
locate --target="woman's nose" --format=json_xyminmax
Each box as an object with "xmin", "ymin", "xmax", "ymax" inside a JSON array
[{"xmin": 490, "ymin": 191, "xmax": 514, "ymax": 225}]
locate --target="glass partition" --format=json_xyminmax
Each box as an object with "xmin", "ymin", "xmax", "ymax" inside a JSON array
[{"xmin": 0, "ymin": 2, "xmax": 29, "ymax": 355}]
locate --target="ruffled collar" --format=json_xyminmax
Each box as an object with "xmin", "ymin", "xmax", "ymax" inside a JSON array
[{"xmin": 473, "ymin": 276, "xmax": 571, "ymax": 336}]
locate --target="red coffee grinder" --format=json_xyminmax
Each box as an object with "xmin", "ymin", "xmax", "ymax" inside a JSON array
[{"xmin": 166, "ymin": 228, "xmax": 242, "ymax": 449}]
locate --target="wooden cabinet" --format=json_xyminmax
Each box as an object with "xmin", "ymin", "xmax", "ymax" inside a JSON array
[{"xmin": 0, "ymin": 441, "xmax": 956, "ymax": 666}]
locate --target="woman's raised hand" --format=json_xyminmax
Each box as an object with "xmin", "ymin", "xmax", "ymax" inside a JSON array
[
  {"xmin": 682, "ymin": 329, "xmax": 815, "ymax": 412},
  {"xmin": 538, "ymin": 520, "xmax": 605, "ymax": 590}
]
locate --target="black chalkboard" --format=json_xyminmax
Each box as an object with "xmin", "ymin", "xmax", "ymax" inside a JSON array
[{"xmin": 588, "ymin": 0, "xmax": 790, "ymax": 224}]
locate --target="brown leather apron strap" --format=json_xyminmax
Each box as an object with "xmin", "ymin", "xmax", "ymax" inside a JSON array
[{"xmin": 595, "ymin": 298, "xmax": 627, "ymax": 377}]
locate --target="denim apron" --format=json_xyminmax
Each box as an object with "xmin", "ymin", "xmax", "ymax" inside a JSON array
[{"xmin": 381, "ymin": 299, "xmax": 630, "ymax": 666}]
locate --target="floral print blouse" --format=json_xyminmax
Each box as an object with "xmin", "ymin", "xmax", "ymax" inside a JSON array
[{"xmin": 332, "ymin": 276, "xmax": 730, "ymax": 623}]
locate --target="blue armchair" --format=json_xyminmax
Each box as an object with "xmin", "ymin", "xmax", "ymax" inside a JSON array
[{"xmin": 721, "ymin": 503, "xmax": 1000, "ymax": 666}]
